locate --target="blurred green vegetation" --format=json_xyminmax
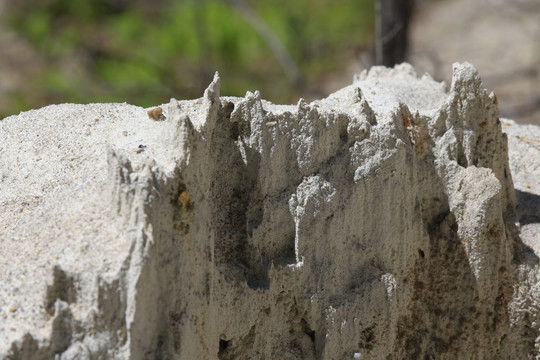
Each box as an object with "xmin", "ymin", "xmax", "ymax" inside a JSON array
[{"xmin": 2, "ymin": 0, "xmax": 374, "ymax": 117}]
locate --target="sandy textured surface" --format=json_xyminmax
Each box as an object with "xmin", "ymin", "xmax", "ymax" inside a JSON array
[{"xmin": 1, "ymin": 63, "xmax": 539, "ymax": 359}]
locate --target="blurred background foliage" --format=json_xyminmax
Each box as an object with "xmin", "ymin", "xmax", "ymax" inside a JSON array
[{"xmin": 1, "ymin": 0, "xmax": 375, "ymax": 117}]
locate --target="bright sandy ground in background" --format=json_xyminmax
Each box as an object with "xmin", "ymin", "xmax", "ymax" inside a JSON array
[{"xmin": 408, "ymin": 0, "xmax": 540, "ymax": 126}]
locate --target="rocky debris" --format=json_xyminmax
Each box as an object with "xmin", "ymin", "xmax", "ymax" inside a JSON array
[
  {"xmin": 500, "ymin": 118, "xmax": 540, "ymax": 357},
  {"xmin": 0, "ymin": 63, "xmax": 539, "ymax": 359}
]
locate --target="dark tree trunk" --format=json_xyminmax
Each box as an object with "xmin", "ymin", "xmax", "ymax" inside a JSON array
[{"xmin": 375, "ymin": 0, "xmax": 414, "ymax": 67}]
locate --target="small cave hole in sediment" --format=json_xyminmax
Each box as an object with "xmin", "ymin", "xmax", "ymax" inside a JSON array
[
  {"xmin": 218, "ymin": 339, "xmax": 230, "ymax": 357},
  {"xmin": 301, "ymin": 318, "xmax": 316, "ymax": 343}
]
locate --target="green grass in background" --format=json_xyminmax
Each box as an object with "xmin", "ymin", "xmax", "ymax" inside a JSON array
[{"xmin": 2, "ymin": 0, "xmax": 374, "ymax": 117}]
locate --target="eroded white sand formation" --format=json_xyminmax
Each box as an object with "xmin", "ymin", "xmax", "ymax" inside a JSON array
[{"xmin": 1, "ymin": 63, "xmax": 540, "ymax": 359}]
